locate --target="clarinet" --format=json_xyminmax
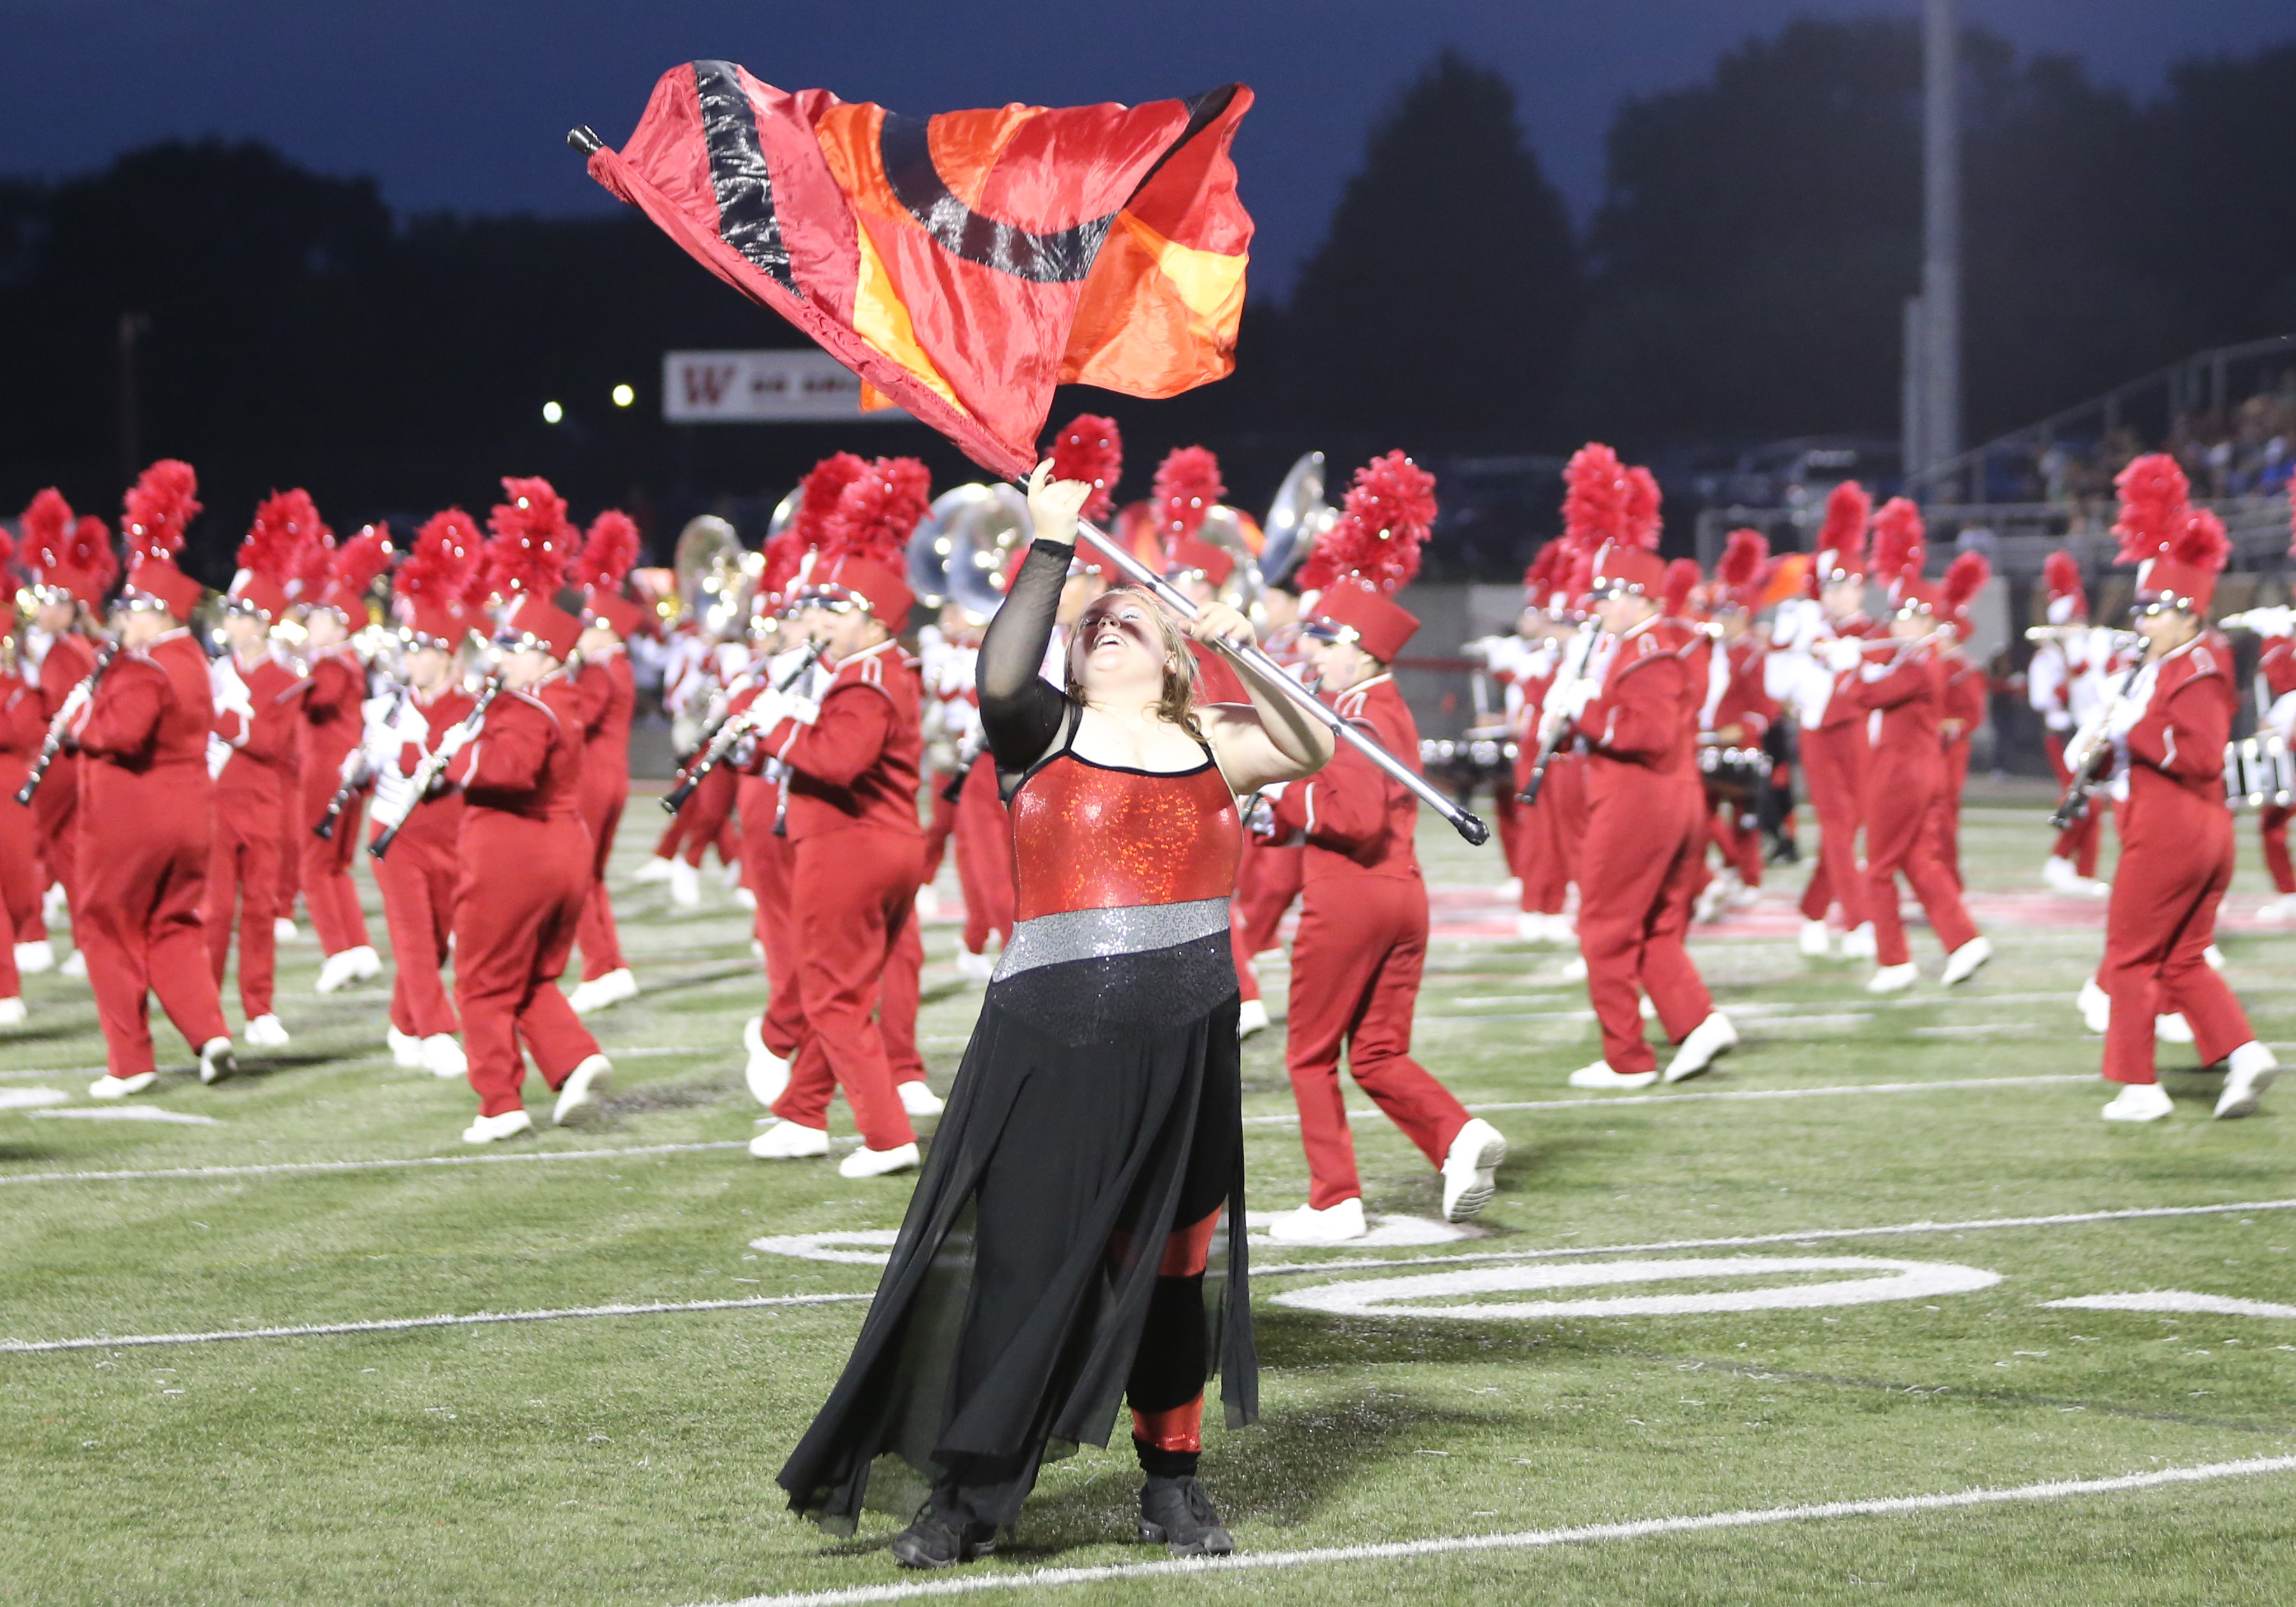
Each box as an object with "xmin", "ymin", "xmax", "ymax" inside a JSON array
[
  {"xmin": 2049, "ymin": 656, "xmax": 2148, "ymax": 831},
  {"xmin": 661, "ymin": 640, "xmax": 825, "ymax": 814},
  {"xmin": 16, "ymin": 640, "xmax": 116, "ymax": 806},
  {"xmin": 369, "ymin": 679, "xmax": 499, "ymax": 859},
  {"xmin": 1515, "ymin": 621, "xmax": 1599, "ymax": 807},
  {"xmin": 316, "ymin": 682, "xmax": 409, "ymax": 840}
]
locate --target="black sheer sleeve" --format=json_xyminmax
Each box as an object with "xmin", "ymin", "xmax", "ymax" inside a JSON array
[{"xmin": 978, "ymin": 539, "xmax": 1075, "ymax": 776}]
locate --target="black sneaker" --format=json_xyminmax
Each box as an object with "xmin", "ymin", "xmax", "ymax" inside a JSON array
[
  {"xmin": 888, "ymin": 1504, "xmax": 997, "ymax": 1569},
  {"xmin": 1137, "ymin": 1475, "xmax": 1234, "ymax": 1556}
]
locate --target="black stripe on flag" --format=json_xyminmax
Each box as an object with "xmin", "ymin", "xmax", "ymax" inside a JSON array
[
  {"xmin": 877, "ymin": 112, "xmax": 1113, "ymax": 284},
  {"xmin": 692, "ymin": 60, "xmax": 795, "ymax": 294}
]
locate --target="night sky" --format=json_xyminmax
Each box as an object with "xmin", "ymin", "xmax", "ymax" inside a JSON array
[{"xmin": 4, "ymin": 1, "xmax": 2289, "ymax": 291}]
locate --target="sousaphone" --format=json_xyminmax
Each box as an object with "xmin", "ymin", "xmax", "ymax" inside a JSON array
[
  {"xmin": 1261, "ymin": 450, "xmax": 1338, "ymax": 592},
  {"xmin": 943, "ymin": 483, "xmax": 1036, "ymax": 623}
]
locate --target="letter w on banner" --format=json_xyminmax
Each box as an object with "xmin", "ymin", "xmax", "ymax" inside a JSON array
[{"xmin": 585, "ymin": 62, "xmax": 1254, "ymax": 478}]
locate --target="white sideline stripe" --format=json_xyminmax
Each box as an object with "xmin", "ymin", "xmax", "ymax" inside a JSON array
[
  {"xmin": 0, "ymin": 1139, "xmax": 750, "ymax": 1187},
  {"xmin": 1237, "ymin": 1073, "xmax": 2092, "ymax": 1128},
  {"xmin": 696, "ymin": 1456, "xmax": 2296, "ymax": 1607},
  {"xmin": 0, "ymin": 1291, "xmax": 872, "ymax": 1353},
  {"xmin": 2041, "ymin": 1291, "xmax": 2296, "ymax": 1320}
]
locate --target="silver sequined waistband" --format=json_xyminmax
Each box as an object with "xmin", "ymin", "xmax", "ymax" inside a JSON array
[{"xmin": 991, "ymin": 896, "xmax": 1234, "ymax": 981}]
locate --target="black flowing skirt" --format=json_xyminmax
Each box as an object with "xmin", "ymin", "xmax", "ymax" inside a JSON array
[{"xmin": 778, "ymin": 925, "xmax": 1254, "ymax": 1534}]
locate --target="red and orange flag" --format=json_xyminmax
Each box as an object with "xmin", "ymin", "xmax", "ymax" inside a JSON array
[{"xmin": 585, "ymin": 62, "xmax": 1253, "ymax": 477}]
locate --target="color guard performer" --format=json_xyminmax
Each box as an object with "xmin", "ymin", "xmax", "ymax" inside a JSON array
[
  {"xmin": 76, "ymin": 462, "xmax": 237, "ymax": 1097},
  {"xmin": 298, "ymin": 522, "xmax": 391, "ymax": 995},
  {"xmin": 1257, "ymin": 454, "xmax": 1506, "ymax": 1245},
  {"xmin": 567, "ymin": 510, "xmax": 644, "ymax": 1014},
  {"xmin": 2081, "ymin": 455, "xmax": 2274, "ymax": 1121}
]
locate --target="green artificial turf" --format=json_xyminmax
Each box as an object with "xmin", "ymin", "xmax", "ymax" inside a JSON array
[{"xmin": 3, "ymin": 788, "xmax": 2293, "ymax": 1604}]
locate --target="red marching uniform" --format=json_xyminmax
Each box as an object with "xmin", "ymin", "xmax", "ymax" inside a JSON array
[
  {"xmin": 1707, "ymin": 633, "xmax": 1774, "ymax": 888},
  {"xmin": 296, "ymin": 642, "xmax": 375, "ymax": 957},
  {"xmin": 34, "ymin": 627, "xmax": 97, "ymax": 932},
  {"xmin": 0, "ymin": 662, "xmax": 45, "ymax": 1002},
  {"xmin": 572, "ymin": 641, "xmax": 635, "ymax": 981},
  {"xmin": 1931, "ymin": 638, "xmax": 1988, "ymax": 886},
  {"xmin": 202, "ymin": 639, "xmax": 302, "ymax": 1023},
  {"xmin": 2255, "ymin": 633, "xmax": 2296, "ymax": 901},
  {"xmin": 1792, "ymin": 620, "xmax": 1874, "ymax": 935},
  {"xmin": 1852, "ymin": 632, "xmax": 1982, "ymax": 968},
  {"xmin": 373, "ymin": 682, "xmax": 476, "ymax": 1043}
]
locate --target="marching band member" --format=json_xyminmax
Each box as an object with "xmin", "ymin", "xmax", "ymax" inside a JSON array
[
  {"xmin": 2086, "ymin": 455, "xmax": 2274, "ymax": 1121},
  {"xmin": 1854, "ymin": 501, "xmax": 1990, "ymax": 992},
  {"xmin": 746, "ymin": 457, "xmax": 933, "ymax": 1176},
  {"xmin": 199, "ymin": 495, "xmax": 313, "ymax": 1049},
  {"xmin": 19, "ymin": 491, "xmax": 114, "ymax": 978},
  {"xmin": 1700, "ymin": 530, "xmax": 1775, "ymax": 912},
  {"xmin": 2251, "ymin": 614, "xmax": 2296, "ymax": 920},
  {"xmin": 366, "ymin": 509, "xmax": 481, "ymax": 1080},
  {"xmin": 1930, "ymin": 553, "xmax": 1992, "ymax": 887},
  {"xmin": 915, "ymin": 604, "xmax": 970, "ymax": 922},
  {"xmin": 436, "ymin": 496, "xmax": 611, "ymax": 1142},
  {"xmin": 1767, "ymin": 481, "xmax": 1878, "ymax": 958},
  {"xmin": 2030, "ymin": 553, "xmax": 2113, "ymax": 897},
  {"xmin": 1508, "ymin": 545, "xmax": 1586, "ymax": 944},
  {"xmin": 76, "ymin": 462, "xmax": 237, "ymax": 1097},
  {"xmin": 1258, "ymin": 454, "xmax": 1506, "ymax": 1245},
  {"xmin": 298, "ymin": 522, "xmax": 391, "ymax": 995},
  {"xmin": 567, "ymin": 510, "xmax": 644, "ymax": 1014},
  {"xmin": 0, "ymin": 532, "xmax": 41, "ymax": 1023}
]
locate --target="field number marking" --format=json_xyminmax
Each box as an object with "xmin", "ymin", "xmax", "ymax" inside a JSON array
[{"xmin": 1270, "ymin": 1256, "xmax": 2000, "ymax": 1321}]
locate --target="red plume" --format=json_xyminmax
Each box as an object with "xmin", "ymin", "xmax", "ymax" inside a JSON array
[
  {"xmin": 121, "ymin": 459, "xmax": 200, "ymax": 560},
  {"xmin": 332, "ymin": 523, "xmax": 394, "ymax": 602},
  {"xmin": 1153, "ymin": 446, "xmax": 1225, "ymax": 544},
  {"xmin": 1564, "ymin": 543, "xmax": 1596, "ymax": 603},
  {"xmin": 1660, "ymin": 557, "xmax": 1701, "ymax": 617},
  {"xmin": 2042, "ymin": 549, "xmax": 2082, "ymax": 602},
  {"xmin": 398, "ymin": 509, "xmax": 481, "ymax": 607},
  {"xmin": 485, "ymin": 476, "xmax": 578, "ymax": 597},
  {"xmin": 1050, "ymin": 413, "xmax": 1124, "ymax": 525},
  {"xmin": 1817, "ymin": 481, "xmax": 1871, "ymax": 563},
  {"xmin": 69, "ymin": 517, "xmax": 116, "ymax": 591},
  {"xmin": 1523, "ymin": 541, "xmax": 1562, "ymax": 597},
  {"xmin": 1869, "ymin": 497, "xmax": 1925, "ymax": 585},
  {"xmin": 1719, "ymin": 528, "xmax": 1769, "ymax": 591},
  {"xmin": 240, "ymin": 490, "xmax": 327, "ymax": 589},
  {"xmin": 1562, "ymin": 443, "xmax": 1630, "ymax": 552},
  {"xmin": 21, "ymin": 489, "xmax": 72, "ymax": 565},
  {"xmin": 822, "ymin": 457, "xmax": 931, "ymax": 567},
  {"xmin": 795, "ymin": 453, "xmax": 870, "ymax": 551},
  {"xmin": 1622, "ymin": 466, "xmax": 1663, "ymax": 551},
  {"xmin": 2112, "ymin": 453, "xmax": 2192, "ymax": 563},
  {"xmin": 1305, "ymin": 452, "xmax": 1435, "ymax": 596},
  {"xmin": 2170, "ymin": 507, "xmax": 2231, "ymax": 576},
  {"xmin": 572, "ymin": 510, "xmax": 640, "ymax": 593},
  {"xmin": 1943, "ymin": 551, "xmax": 1991, "ymax": 614}
]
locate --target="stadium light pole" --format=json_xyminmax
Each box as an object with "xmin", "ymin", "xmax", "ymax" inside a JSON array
[{"xmin": 1908, "ymin": 0, "xmax": 1962, "ymax": 502}]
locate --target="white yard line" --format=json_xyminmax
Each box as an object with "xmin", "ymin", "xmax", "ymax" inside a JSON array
[
  {"xmin": 0, "ymin": 1138, "xmax": 750, "ymax": 1187},
  {"xmin": 1238, "ymin": 1073, "xmax": 2093, "ymax": 1128},
  {"xmin": 2040, "ymin": 1291, "xmax": 2296, "ymax": 1320},
  {"xmin": 691, "ymin": 1456, "xmax": 2296, "ymax": 1607},
  {"xmin": 0, "ymin": 1290, "xmax": 871, "ymax": 1354}
]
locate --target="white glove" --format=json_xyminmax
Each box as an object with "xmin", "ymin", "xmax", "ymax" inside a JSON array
[
  {"xmin": 2104, "ymin": 668, "xmax": 2154, "ymax": 740},
  {"xmin": 432, "ymin": 722, "xmax": 475, "ymax": 767},
  {"xmin": 1555, "ymin": 677, "xmax": 1601, "ymax": 724},
  {"xmin": 338, "ymin": 746, "xmax": 368, "ymax": 787},
  {"xmin": 1822, "ymin": 635, "xmax": 1866, "ymax": 673},
  {"xmin": 210, "ymin": 658, "xmax": 254, "ymax": 725},
  {"xmin": 372, "ymin": 766, "xmax": 414, "ymax": 825},
  {"xmin": 2241, "ymin": 605, "xmax": 2295, "ymax": 640},
  {"xmin": 2044, "ymin": 710, "xmax": 2075, "ymax": 733},
  {"xmin": 206, "ymin": 733, "xmax": 233, "ymax": 780},
  {"xmin": 783, "ymin": 695, "xmax": 821, "ymax": 728}
]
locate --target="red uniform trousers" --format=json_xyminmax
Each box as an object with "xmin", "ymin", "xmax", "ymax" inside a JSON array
[
  {"xmin": 1515, "ymin": 754, "xmax": 1587, "ymax": 916},
  {"xmin": 921, "ymin": 775, "xmax": 958, "ymax": 885},
  {"xmin": 574, "ymin": 773, "xmax": 628, "ymax": 981},
  {"xmin": 375, "ymin": 803, "xmax": 462, "ymax": 1038},
  {"xmin": 0, "ymin": 757, "xmax": 38, "ymax": 997},
  {"xmin": 2044, "ymin": 733, "xmax": 2104, "ymax": 876},
  {"xmin": 1493, "ymin": 787, "xmax": 1523, "ymax": 887},
  {"xmin": 201, "ymin": 806, "xmax": 282, "ymax": 1018},
  {"xmin": 455, "ymin": 810, "xmax": 598, "ymax": 1117},
  {"xmin": 881, "ymin": 914, "xmax": 928, "ymax": 1084},
  {"xmin": 78, "ymin": 776, "xmax": 229, "ymax": 1077},
  {"xmin": 737, "ymin": 776, "xmax": 808, "ymax": 1058},
  {"xmin": 30, "ymin": 754, "xmax": 79, "ymax": 925},
  {"xmin": 1932, "ymin": 741, "xmax": 1973, "ymax": 888},
  {"xmin": 1863, "ymin": 757, "xmax": 1979, "ymax": 967},
  {"xmin": 273, "ymin": 766, "xmax": 302, "ymax": 923},
  {"xmin": 1579, "ymin": 775, "xmax": 1712, "ymax": 1075},
  {"xmin": 2101, "ymin": 801, "xmax": 2250, "ymax": 1086},
  {"xmin": 1796, "ymin": 721, "xmax": 1871, "ymax": 928},
  {"xmin": 952, "ymin": 756, "xmax": 1014, "ymax": 957},
  {"xmin": 1710, "ymin": 793, "xmax": 1764, "ymax": 886},
  {"xmin": 1286, "ymin": 874, "xmax": 1471, "ymax": 1209},
  {"xmin": 299, "ymin": 755, "xmax": 370, "ymax": 955},
  {"xmin": 2260, "ymin": 804, "xmax": 2296, "ymax": 896},
  {"xmin": 677, "ymin": 762, "xmax": 739, "ymax": 868},
  {"xmin": 770, "ymin": 822, "xmax": 922, "ymax": 1151},
  {"xmin": 1236, "ymin": 840, "xmax": 1305, "ymax": 956}
]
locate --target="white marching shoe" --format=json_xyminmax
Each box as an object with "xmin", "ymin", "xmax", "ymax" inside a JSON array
[
  {"xmin": 2042, "ymin": 855, "xmax": 2083, "ymax": 895},
  {"xmin": 0, "ymin": 997, "xmax": 24, "ymax": 1028},
  {"xmin": 2102, "ymin": 1082, "xmax": 2173, "ymax": 1123},
  {"xmin": 1867, "ymin": 962, "xmax": 1919, "ymax": 994},
  {"xmin": 743, "ymin": 1016, "xmax": 792, "ymax": 1107},
  {"xmin": 2215, "ymin": 1041, "xmax": 2278, "ymax": 1119},
  {"xmin": 569, "ymin": 967, "xmax": 638, "ymax": 1015},
  {"xmin": 552, "ymin": 1054, "xmax": 613, "ymax": 1127},
  {"xmin": 1265, "ymin": 1196, "xmax": 1368, "ymax": 1245},
  {"xmin": 1839, "ymin": 923, "xmax": 1878, "ymax": 961},
  {"xmin": 1441, "ymin": 1117, "xmax": 1508, "ymax": 1222},
  {"xmin": 720, "ymin": 858, "xmax": 745, "ymax": 891},
  {"xmin": 2259, "ymin": 892, "xmax": 2296, "ymax": 922},
  {"xmin": 632, "ymin": 856, "xmax": 675, "ymax": 885},
  {"xmin": 914, "ymin": 883, "xmax": 941, "ymax": 920},
  {"xmin": 1664, "ymin": 1011, "xmax": 1738, "ymax": 1084},
  {"xmin": 273, "ymin": 916, "xmax": 300, "ymax": 945},
  {"xmin": 2077, "ymin": 977, "xmax": 2111, "ymax": 1035},
  {"xmin": 462, "ymin": 1108, "xmax": 535, "ymax": 1144},
  {"xmin": 1516, "ymin": 912, "xmax": 1570, "ymax": 944},
  {"xmin": 315, "ymin": 945, "xmax": 380, "ymax": 995},
  {"xmin": 2203, "ymin": 944, "xmax": 2225, "ymax": 972},
  {"xmin": 898, "ymin": 1080, "xmax": 945, "ymax": 1117},
  {"xmin": 387, "ymin": 1025, "xmax": 427, "ymax": 1068},
  {"xmin": 954, "ymin": 948, "xmax": 996, "ymax": 983},
  {"xmin": 1497, "ymin": 875, "xmax": 1523, "ymax": 899},
  {"xmin": 1237, "ymin": 998, "xmax": 1270, "ymax": 1040},
  {"xmin": 422, "ymin": 1035, "xmax": 467, "ymax": 1079},
  {"xmin": 750, "ymin": 1121, "xmax": 829, "ymax": 1159},
  {"xmin": 1941, "ymin": 936, "xmax": 1993, "ymax": 987},
  {"xmin": 1637, "ymin": 993, "xmax": 1656, "ymax": 1022},
  {"xmin": 2157, "ymin": 1012, "xmax": 2194, "ymax": 1044},
  {"xmin": 733, "ymin": 886, "xmax": 757, "ymax": 911},
  {"xmin": 1694, "ymin": 872, "xmax": 1737, "ymax": 925},
  {"xmin": 244, "ymin": 1014, "xmax": 290, "ymax": 1048},
  {"xmin": 1560, "ymin": 955, "xmax": 1589, "ymax": 982},
  {"xmin": 198, "ymin": 1037, "xmax": 237, "ymax": 1086},
  {"xmin": 88, "ymin": 1071, "xmax": 159, "ymax": 1099},
  {"xmin": 668, "ymin": 859, "xmax": 702, "ymax": 908},
  {"xmin": 839, "ymin": 1141, "xmax": 921, "ymax": 1179},
  {"xmin": 13, "ymin": 939, "xmax": 53, "ymax": 975},
  {"xmin": 1570, "ymin": 1059, "xmax": 1656, "ymax": 1091},
  {"xmin": 1798, "ymin": 918, "xmax": 1832, "ymax": 958},
  {"xmin": 59, "ymin": 948, "xmax": 87, "ymax": 979},
  {"xmin": 42, "ymin": 881, "xmax": 67, "ymax": 927}
]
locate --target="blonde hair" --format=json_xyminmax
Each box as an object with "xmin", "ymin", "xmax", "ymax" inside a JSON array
[{"xmin": 1068, "ymin": 586, "xmax": 1205, "ymax": 738}]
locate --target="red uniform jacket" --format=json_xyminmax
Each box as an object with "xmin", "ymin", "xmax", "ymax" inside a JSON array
[
  {"xmin": 1939, "ymin": 646, "xmax": 1985, "ymax": 754},
  {"xmin": 40, "ymin": 633, "xmax": 97, "ymax": 721},
  {"xmin": 1575, "ymin": 619, "xmax": 1695, "ymax": 806},
  {"xmin": 0, "ymin": 670, "xmax": 45, "ymax": 796},
  {"xmin": 214, "ymin": 652, "xmax": 303, "ymax": 816},
  {"xmin": 2260, "ymin": 637, "xmax": 2296, "ymax": 708},
  {"xmin": 298, "ymin": 648, "xmax": 364, "ymax": 774},
  {"xmin": 1268, "ymin": 675, "xmax": 1420, "ymax": 884},
  {"xmin": 1853, "ymin": 639, "xmax": 1947, "ymax": 791},
  {"xmin": 385, "ymin": 686, "xmax": 478, "ymax": 856},
  {"xmin": 1811, "ymin": 614, "xmax": 1879, "ymax": 732},
  {"xmin": 1712, "ymin": 636, "xmax": 1775, "ymax": 743},
  {"xmin": 2121, "ymin": 635, "xmax": 2232, "ymax": 826},
  {"xmin": 73, "ymin": 631, "xmax": 212, "ymax": 796},
  {"xmin": 453, "ymin": 678, "xmax": 585, "ymax": 823},
  {"xmin": 759, "ymin": 639, "xmax": 923, "ymax": 841},
  {"xmin": 575, "ymin": 648, "xmax": 635, "ymax": 792}
]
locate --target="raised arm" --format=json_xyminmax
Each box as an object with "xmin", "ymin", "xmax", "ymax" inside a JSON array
[{"xmin": 977, "ymin": 463, "xmax": 1084, "ymax": 775}]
